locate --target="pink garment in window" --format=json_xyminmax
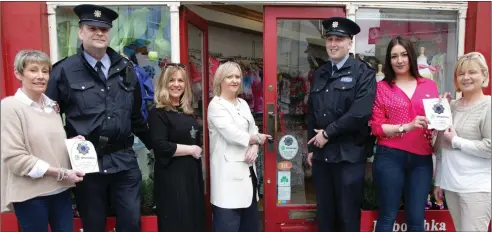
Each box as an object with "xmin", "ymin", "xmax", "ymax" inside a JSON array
[
  {"xmin": 209, "ymin": 56, "xmax": 220, "ymax": 91},
  {"xmin": 370, "ymin": 77, "xmax": 439, "ymax": 155},
  {"xmin": 251, "ymin": 71, "xmax": 263, "ymax": 113},
  {"xmin": 190, "ymin": 62, "xmax": 201, "ymax": 84}
]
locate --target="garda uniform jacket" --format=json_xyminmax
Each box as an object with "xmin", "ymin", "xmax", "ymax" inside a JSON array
[
  {"xmin": 46, "ymin": 46, "xmax": 152, "ymax": 173},
  {"xmin": 307, "ymin": 55, "xmax": 376, "ymax": 163}
]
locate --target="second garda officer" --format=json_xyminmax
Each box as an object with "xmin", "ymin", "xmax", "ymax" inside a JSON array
[
  {"xmin": 306, "ymin": 17, "xmax": 376, "ymax": 232},
  {"xmin": 46, "ymin": 4, "xmax": 153, "ymax": 232}
]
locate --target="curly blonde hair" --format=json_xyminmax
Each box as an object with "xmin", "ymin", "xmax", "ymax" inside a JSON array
[{"xmin": 154, "ymin": 66, "xmax": 194, "ymax": 115}]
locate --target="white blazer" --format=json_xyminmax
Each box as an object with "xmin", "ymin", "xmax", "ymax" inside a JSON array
[{"xmin": 208, "ymin": 96, "xmax": 259, "ymax": 209}]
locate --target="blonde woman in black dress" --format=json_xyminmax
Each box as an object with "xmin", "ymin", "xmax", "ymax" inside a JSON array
[{"xmin": 148, "ymin": 63, "xmax": 205, "ymax": 232}]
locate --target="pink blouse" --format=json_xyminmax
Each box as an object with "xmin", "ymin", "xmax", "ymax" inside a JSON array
[{"xmin": 370, "ymin": 77, "xmax": 439, "ymax": 155}]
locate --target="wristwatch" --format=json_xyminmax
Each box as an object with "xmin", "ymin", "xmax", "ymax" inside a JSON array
[
  {"xmin": 398, "ymin": 124, "xmax": 406, "ymax": 133},
  {"xmin": 322, "ymin": 130, "xmax": 329, "ymax": 140}
]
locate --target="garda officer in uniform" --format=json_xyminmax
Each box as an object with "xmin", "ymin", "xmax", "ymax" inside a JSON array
[
  {"xmin": 306, "ymin": 17, "xmax": 376, "ymax": 232},
  {"xmin": 46, "ymin": 4, "xmax": 152, "ymax": 232}
]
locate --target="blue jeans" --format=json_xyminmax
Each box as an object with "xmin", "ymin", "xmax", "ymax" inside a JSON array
[
  {"xmin": 372, "ymin": 145, "xmax": 433, "ymax": 232},
  {"xmin": 13, "ymin": 189, "xmax": 73, "ymax": 232}
]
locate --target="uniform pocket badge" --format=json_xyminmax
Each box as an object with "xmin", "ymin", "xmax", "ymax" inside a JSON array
[{"xmin": 341, "ymin": 77, "xmax": 353, "ymax": 83}]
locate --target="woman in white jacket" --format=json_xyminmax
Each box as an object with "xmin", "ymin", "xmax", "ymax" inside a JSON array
[
  {"xmin": 208, "ymin": 61, "xmax": 271, "ymax": 232},
  {"xmin": 434, "ymin": 52, "xmax": 491, "ymax": 231}
]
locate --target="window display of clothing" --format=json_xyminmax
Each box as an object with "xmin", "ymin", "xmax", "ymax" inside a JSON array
[
  {"xmin": 188, "ymin": 56, "xmax": 203, "ymax": 109},
  {"xmin": 431, "ymin": 53, "xmax": 446, "ymax": 91},
  {"xmin": 133, "ymin": 63, "xmax": 155, "ymax": 120},
  {"xmin": 251, "ymin": 70, "xmax": 263, "ymax": 114},
  {"xmin": 417, "ymin": 46, "xmax": 435, "ymax": 80},
  {"xmin": 278, "ymin": 72, "xmax": 308, "ymax": 115},
  {"xmin": 240, "ymin": 72, "xmax": 254, "ymax": 110},
  {"xmin": 209, "ymin": 56, "xmax": 220, "ymax": 98}
]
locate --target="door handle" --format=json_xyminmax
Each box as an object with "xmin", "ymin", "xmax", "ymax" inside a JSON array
[{"xmin": 266, "ymin": 103, "xmax": 276, "ymax": 152}]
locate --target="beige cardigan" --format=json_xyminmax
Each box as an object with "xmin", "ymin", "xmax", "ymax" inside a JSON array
[
  {"xmin": 1, "ymin": 97, "xmax": 72, "ymax": 212},
  {"xmin": 434, "ymin": 96, "xmax": 491, "ymax": 193}
]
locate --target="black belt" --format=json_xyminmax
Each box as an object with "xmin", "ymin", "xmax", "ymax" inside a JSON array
[{"xmin": 93, "ymin": 135, "xmax": 134, "ymax": 156}]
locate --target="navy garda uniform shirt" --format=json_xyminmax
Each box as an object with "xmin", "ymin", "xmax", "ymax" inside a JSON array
[
  {"xmin": 307, "ymin": 54, "xmax": 376, "ymax": 163},
  {"xmin": 46, "ymin": 46, "xmax": 152, "ymax": 174}
]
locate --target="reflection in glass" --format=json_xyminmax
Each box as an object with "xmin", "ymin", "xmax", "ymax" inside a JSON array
[
  {"xmin": 355, "ymin": 8, "xmax": 458, "ymax": 94},
  {"xmin": 275, "ymin": 19, "xmax": 327, "ymax": 205},
  {"xmin": 187, "ymin": 23, "xmax": 208, "ymax": 192}
]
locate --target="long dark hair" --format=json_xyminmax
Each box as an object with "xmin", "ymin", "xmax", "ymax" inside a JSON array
[{"xmin": 383, "ymin": 36, "xmax": 421, "ymax": 86}]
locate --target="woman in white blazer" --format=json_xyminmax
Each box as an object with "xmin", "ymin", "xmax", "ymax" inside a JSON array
[{"xmin": 208, "ymin": 61, "xmax": 272, "ymax": 232}]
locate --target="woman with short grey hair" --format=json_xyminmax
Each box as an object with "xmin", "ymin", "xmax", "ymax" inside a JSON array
[{"xmin": 1, "ymin": 50, "xmax": 85, "ymax": 232}]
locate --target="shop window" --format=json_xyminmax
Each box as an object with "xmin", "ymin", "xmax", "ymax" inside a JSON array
[
  {"xmin": 355, "ymin": 8, "xmax": 459, "ymax": 94},
  {"xmin": 56, "ymin": 5, "xmax": 171, "ymax": 80},
  {"xmin": 55, "ymin": 5, "xmax": 171, "ymax": 184}
]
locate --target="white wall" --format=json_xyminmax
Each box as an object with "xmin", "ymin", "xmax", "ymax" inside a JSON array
[{"xmin": 355, "ymin": 9, "xmax": 381, "ymax": 56}]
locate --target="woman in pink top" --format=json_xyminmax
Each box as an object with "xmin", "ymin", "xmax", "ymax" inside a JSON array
[{"xmin": 370, "ymin": 36, "xmax": 439, "ymax": 232}]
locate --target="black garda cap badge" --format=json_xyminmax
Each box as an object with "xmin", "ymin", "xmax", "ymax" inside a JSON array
[
  {"xmin": 73, "ymin": 4, "xmax": 119, "ymax": 29},
  {"xmin": 322, "ymin": 17, "xmax": 361, "ymax": 38}
]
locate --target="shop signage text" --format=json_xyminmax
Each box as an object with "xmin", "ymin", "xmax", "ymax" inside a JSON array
[{"xmin": 372, "ymin": 220, "xmax": 447, "ymax": 231}]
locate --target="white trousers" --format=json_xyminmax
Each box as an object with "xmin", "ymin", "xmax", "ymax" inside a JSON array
[{"xmin": 445, "ymin": 190, "xmax": 491, "ymax": 232}]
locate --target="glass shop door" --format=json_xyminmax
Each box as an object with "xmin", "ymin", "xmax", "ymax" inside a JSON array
[{"xmin": 262, "ymin": 6, "xmax": 345, "ymax": 232}]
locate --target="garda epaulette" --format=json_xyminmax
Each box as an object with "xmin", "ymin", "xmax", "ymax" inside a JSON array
[
  {"xmin": 360, "ymin": 59, "xmax": 374, "ymax": 70},
  {"xmin": 122, "ymin": 56, "xmax": 131, "ymax": 64},
  {"xmin": 52, "ymin": 56, "xmax": 67, "ymax": 68},
  {"xmin": 124, "ymin": 58, "xmax": 134, "ymax": 86}
]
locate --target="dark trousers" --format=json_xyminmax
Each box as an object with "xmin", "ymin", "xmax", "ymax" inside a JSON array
[
  {"xmin": 75, "ymin": 167, "xmax": 142, "ymax": 232},
  {"xmin": 13, "ymin": 190, "xmax": 73, "ymax": 232},
  {"xmin": 373, "ymin": 145, "xmax": 433, "ymax": 232},
  {"xmin": 312, "ymin": 160, "xmax": 365, "ymax": 232},
  {"xmin": 212, "ymin": 167, "xmax": 259, "ymax": 232}
]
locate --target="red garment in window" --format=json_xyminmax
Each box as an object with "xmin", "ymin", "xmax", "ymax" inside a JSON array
[
  {"xmin": 209, "ymin": 56, "xmax": 220, "ymax": 94},
  {"xmin": 289, "ymin": 75, "xmax": 308, "ymax": 115},
  {"xmin": 370, "ymin": 78, "xmax": 439, "ymax": 155},
  {"xmin": 190, "ymin": 62, "xmax": 201, "ymax": 84}
]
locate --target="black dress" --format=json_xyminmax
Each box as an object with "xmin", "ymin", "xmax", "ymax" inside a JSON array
[{"xmin": 148, "ymin": 106, "xmax": 205, "ymax": 232}]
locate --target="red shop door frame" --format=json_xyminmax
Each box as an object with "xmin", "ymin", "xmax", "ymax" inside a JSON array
[
  {"xmin": 262, "ymin": 6, "xmax": 345, "ymax": 232},
  {"xmin": 179, "ymin": 6, "xmax": 212, "ymax": 232}
]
